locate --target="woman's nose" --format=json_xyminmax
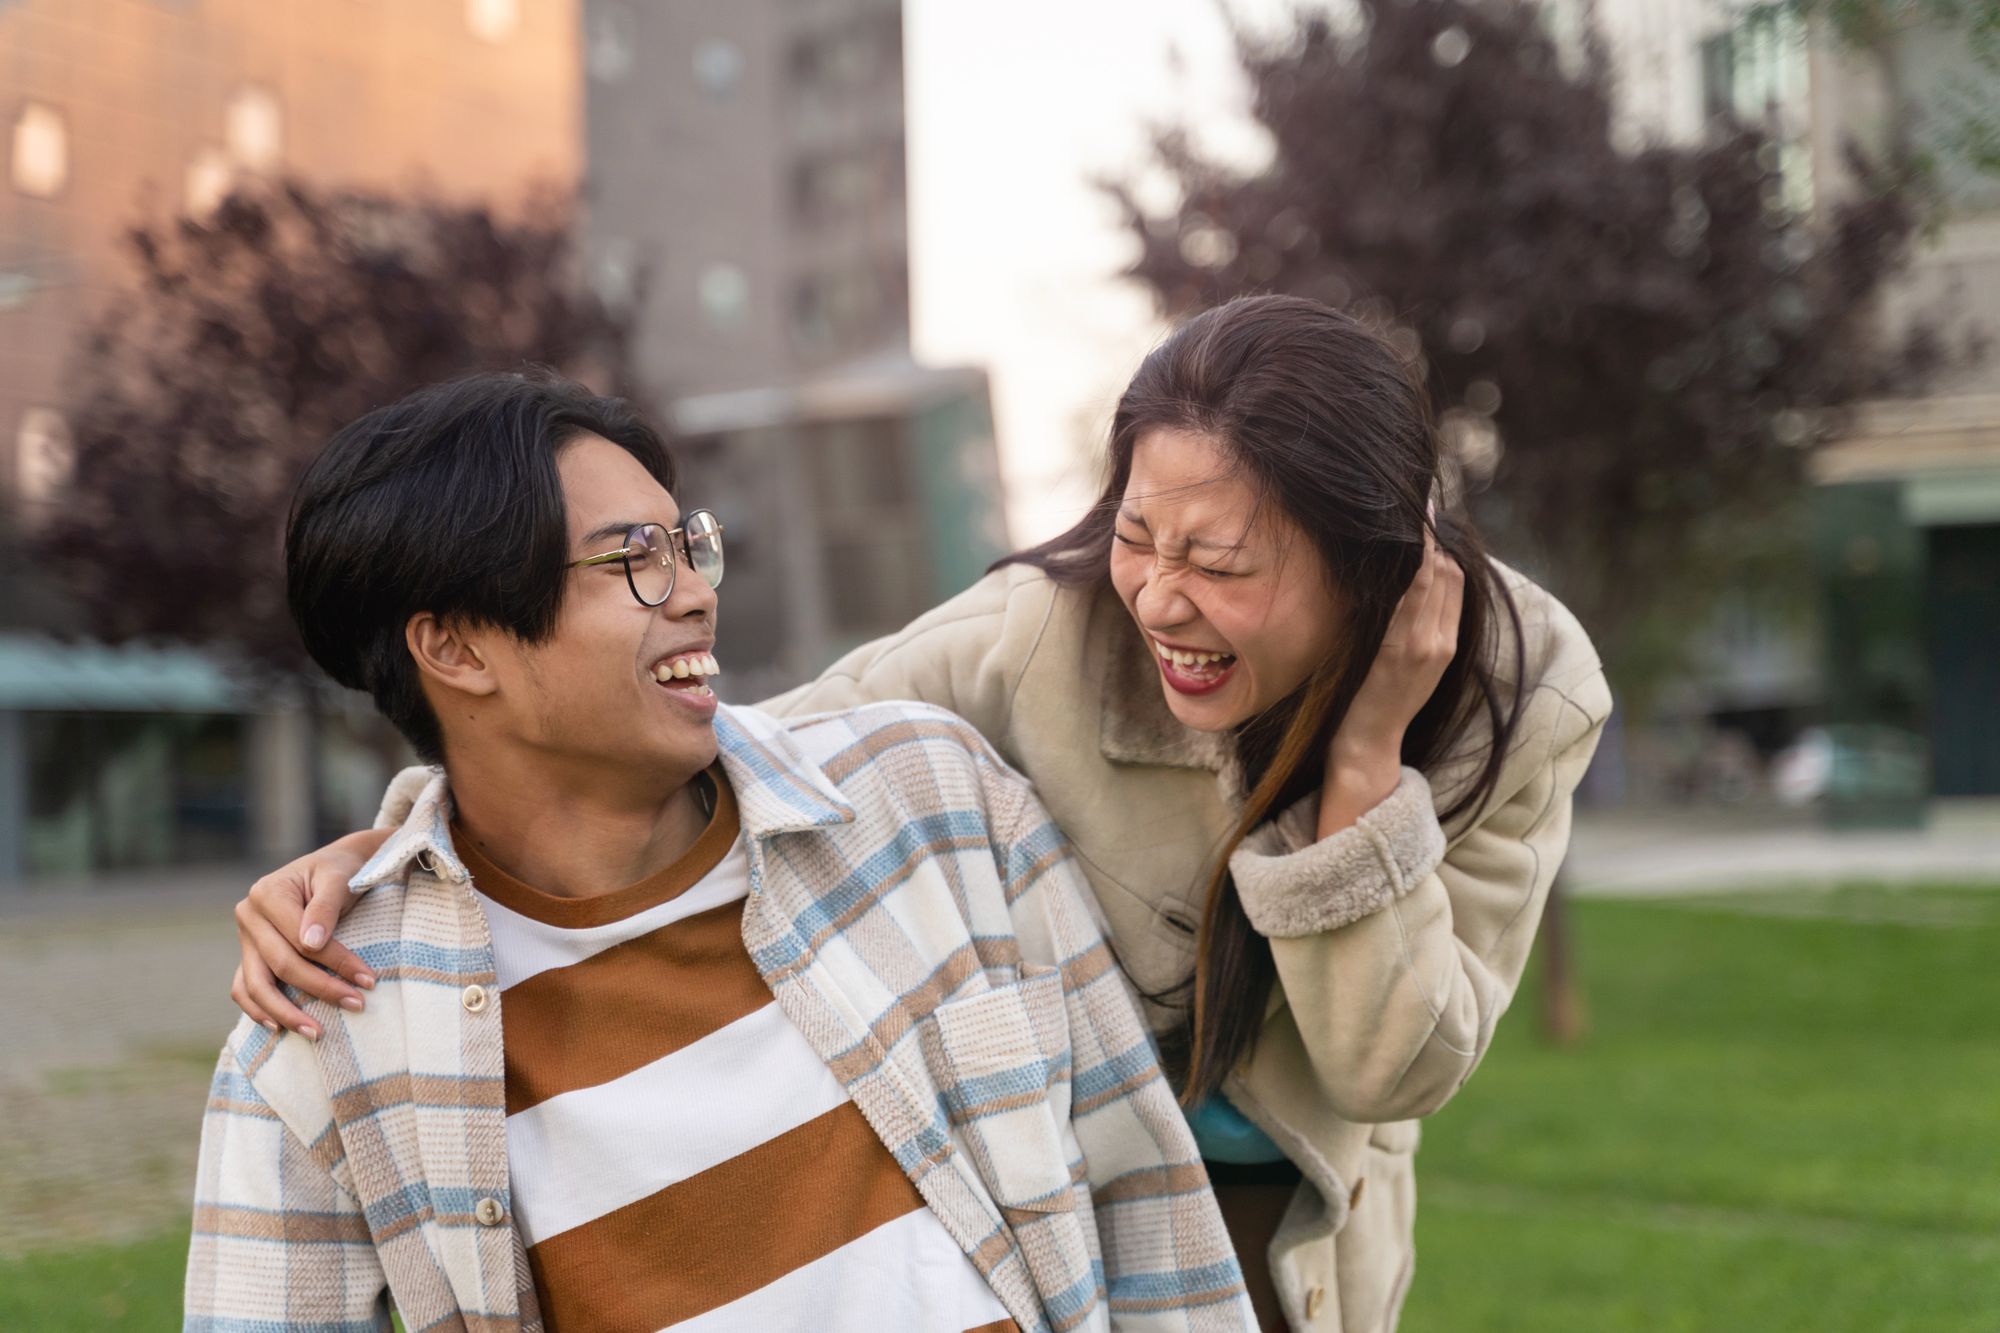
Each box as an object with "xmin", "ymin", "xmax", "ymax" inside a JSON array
[{"xmin": 1133, "ymin": 562, "xmax": 1195, "ymax": 627}]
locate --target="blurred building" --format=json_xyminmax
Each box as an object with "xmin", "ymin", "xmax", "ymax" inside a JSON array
[
  {"xmin": 579, "ymin": 0, "xmax": 1005, "ymax": 698},
  {"xmin": 1802, "ymin": 26, "xmax": 2000, "ymax": 809},
  {"xmin": 0, "ymin": 0, "xmax": 1003, "ymax": 882},
  {"xmin": 1579, "ymin": 0, "xmax": 2000, "ymax": 814},
  {"xmin": 0, "ymin": 0, "xmax": 581, "ymax": 880}
]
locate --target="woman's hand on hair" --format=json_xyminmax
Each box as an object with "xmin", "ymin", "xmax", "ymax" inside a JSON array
[
  {"xmin": 1318, "ymin": 529, "xmax": 1464, "ymax": 840},
  {"xmin": 230, "ymin": 828, "xmax": 390, "ymax": 1039}
]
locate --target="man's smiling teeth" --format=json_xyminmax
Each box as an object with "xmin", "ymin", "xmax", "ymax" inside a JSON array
[
  {"xmin": 1153, "ymin": 639, "xmax": 1234, "ymax": 669},
  {"xmin": 651, "ymin": 653, "xmax": 720, "ymax": 683}
]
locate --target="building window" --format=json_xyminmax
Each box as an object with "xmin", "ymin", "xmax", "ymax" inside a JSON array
[
  {"xmin": 693, "ymin": 38, "xmax": 744, "ymax": 99},
  {"xmin": 587, "ymin": 4, "xmax": 635, "ymax": 83},
  {"xmin": 15, "ymin": 407, "xmax": 71, "ymax": 506},
  {"xmin": 698, "ymin": 262, "xmax": 749, "ymax": 330},
  {"xmin": 185, "ymin": 145, "xmax": 234, "ymax": 215},
  {"xmin": 226, "ymin": 87, "xmax": 283, "ymax": 171},
  {"xmin": 11, "ymin": 103, "xmax": 67, "ymax": 198},
  {"xmin": 466, "ymin": 0, "xmax": 519, "ymax": 44},
  {"xmin": 792, "ymin": 268, "xmax": 886, "ymax": 354}
]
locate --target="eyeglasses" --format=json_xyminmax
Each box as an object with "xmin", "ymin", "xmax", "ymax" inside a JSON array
[{"xmin": 567, "ymin": 510, "xmax": 725, "ymax": 608}]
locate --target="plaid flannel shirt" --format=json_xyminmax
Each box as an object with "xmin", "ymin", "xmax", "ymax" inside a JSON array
[{"xmin": 186, "ymin": 701, "xmax": 1252, "ymax": 1332}]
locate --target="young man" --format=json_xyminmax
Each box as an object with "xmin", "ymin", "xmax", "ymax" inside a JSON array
[{"xmin": 185, "ymin": 374, "xmax": 1249, "ymax": 1333}]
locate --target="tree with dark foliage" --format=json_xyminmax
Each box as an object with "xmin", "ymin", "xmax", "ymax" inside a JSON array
[
  {"xmin": 1108, "ymin": 0, "xmax": 1945, "ymax": 694},
  {"xmin": 32, "ymin": 179, "xmax": 637, "ymax": 677},
  {"xmin": 1108, "ymin": 0, "xmax": 1955, "ymax": 1041}
]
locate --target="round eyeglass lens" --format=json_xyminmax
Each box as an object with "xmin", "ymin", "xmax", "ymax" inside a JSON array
[
  {"xmin": 625, "ymin": 524, "xmax": 674, "ymax": 606},
  {"xmin": 685, "ymin": 510, "xmax": 724, "ymax": 588}
]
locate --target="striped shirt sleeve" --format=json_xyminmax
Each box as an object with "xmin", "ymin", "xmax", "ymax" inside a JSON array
[
  {"xmin": 980, "ymin": 758, "xmax": 1252, "ymax": 1329},
  {"xmin": 184, "ymin": 1032, "xmax": 392, "ymax": 1333}
]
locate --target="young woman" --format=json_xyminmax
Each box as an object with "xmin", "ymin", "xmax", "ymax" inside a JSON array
[{"xmin": 229, "ymin": 294, "xmax": 1610, "ymax": 1332}]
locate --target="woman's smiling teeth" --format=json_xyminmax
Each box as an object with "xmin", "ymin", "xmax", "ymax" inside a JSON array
[
  {"xmin": 651, "ymin": 653, "xmax": 720, "ymax": 694},
  {"xmin": 1153, "ymin": 638, "xmax": 1234, "ymax": 673},
  {"xmin": 1152, "ymin": 637, "xmax": 1238, "ymax": 693}
]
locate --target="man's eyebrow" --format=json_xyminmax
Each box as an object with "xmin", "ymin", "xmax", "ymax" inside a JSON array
[{"xmin": 578, "ymin": 517, "xmax": 678, "ymax": 548}]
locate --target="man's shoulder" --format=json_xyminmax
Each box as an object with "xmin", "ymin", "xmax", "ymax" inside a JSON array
[
  {"xmin": 721, "ymin": 699, "xmax": 1036, "ymax": 848},
  {"xmin": 731, "ymin": 697, "xmax": 1003, "ymax": 774}
]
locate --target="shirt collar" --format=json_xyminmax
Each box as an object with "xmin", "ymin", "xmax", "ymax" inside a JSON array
[
  {"xmin": 349, "ymin": 704, "xmax": 857, "ymax": 893},
  {"xmin": 349, "ymin": 767, "xmax": 469, "ymax": 891},
  {"xmin": 711, "ymin": 703, "xmax": 857, "ymax": 837}
]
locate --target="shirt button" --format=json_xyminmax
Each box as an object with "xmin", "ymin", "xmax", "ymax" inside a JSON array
[
  {"xmin": 473, "ymin": 1197, "xmax": 505, "ymax": 1227},
  {"xmin": 1305, "ymin": 1285, "xmax": 1325, "ymax": 1319},
  {"xmin": 461, "ymin": 984, "xmax": 489, "ymax": 1013},
  {"xmin": 1349, "ymin": 1176, "xmax": 1367, "ymax": 1209}
]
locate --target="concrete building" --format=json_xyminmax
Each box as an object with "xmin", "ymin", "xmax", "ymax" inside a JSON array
[
  {"xmin": 1578, "ymin": 0, "xmax": 2000, "ymax": 811},
  {"xmin": 580, "ymin": 0, "xmax": 1006, "ymax": 696},
  {"xmin": 0, "ymin": 0, "xmax": 582, "ymax": 881}
]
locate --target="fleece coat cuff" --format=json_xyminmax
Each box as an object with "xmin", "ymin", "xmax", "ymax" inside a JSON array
[{"xmin": 1229, "ymin": 767, "xmax": 1447, "ymax": 938}]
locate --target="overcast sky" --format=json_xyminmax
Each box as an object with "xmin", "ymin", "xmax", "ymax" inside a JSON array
[{"xmin": 902, "ymin": 0, "xmax": 1293, "ymax": 544}]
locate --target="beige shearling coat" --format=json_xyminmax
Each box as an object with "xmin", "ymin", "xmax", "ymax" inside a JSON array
[{"xmin": 763, "ymin": 561, "xmax": 1612, "ymax": 1333}]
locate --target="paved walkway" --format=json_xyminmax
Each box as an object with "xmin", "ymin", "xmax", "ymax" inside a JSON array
[
  {"xmin": 1565, "ymin": 800, "xmax": 2000, "ymax": 897},
  {"xmin": 0, "ymin": 866, "xmax": 248, "ymax": 1256}
]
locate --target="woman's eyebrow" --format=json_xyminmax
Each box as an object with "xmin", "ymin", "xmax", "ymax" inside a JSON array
[{"xmin": 1119, "ymin": 508, "xmax": 1247, "ymax": 554}]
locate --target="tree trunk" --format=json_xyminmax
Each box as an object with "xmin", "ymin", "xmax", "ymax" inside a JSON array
[{"xmin": 1539, "ymin": 870, "xmax": 1588, "ymax": 1045}]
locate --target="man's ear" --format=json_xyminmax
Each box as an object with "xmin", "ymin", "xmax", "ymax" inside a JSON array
[{"xmin": 406, "ymin": 613, "xmax": 501, "ymax": 699}]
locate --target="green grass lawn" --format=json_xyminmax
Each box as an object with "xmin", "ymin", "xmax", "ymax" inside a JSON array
[
  {"xmin": 1401, "ymin": 882, "xmax": 2000, "ymax": 1332},
  {"xmin": 5, "ymin": 882, "xmax": 1994, "ymax": 1330}
]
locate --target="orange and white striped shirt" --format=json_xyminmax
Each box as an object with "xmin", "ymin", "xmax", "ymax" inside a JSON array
[{"xmin": 455, "ymin": 776, "xmax": 1018, "ymax": 1333}]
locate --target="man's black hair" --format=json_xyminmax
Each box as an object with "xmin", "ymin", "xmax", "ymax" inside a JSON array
[{"xmin": 286, "ymin": 371, "xmax": 675, "ymax": 763}]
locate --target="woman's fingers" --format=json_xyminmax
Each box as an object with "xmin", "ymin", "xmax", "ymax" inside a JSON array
[
  {"xmin": 1384, "ymin": 534, "xmax": 1437, "ymax": 651},
  {"xmin": 230, "ymin": 964, "xmax": 279, "ymax": 1034},
  {"xmin": 237, "ymin": 898, "xmax": 362, "ymax": 1011},
  {"xmin": 1433, "ymin": 550, "xmax": 1466, "ymax": 654},
  {"xmin": 237, "ymin": 946, "xmax": 320, "ymax": 1041},
  {"xmin": 299, "ymin": 874, "xmax": 372, "ymax": 991}
]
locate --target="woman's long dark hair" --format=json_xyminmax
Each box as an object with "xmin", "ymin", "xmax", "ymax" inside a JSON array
[{"xmin": 998, "ymin": 294, "xmax": 1526, "ymax": 1106}]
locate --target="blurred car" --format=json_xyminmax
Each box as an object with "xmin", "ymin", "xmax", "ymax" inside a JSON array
[{"xmin": 1772, "ymin": 725, "xmax": 1929, "ymax": 807}]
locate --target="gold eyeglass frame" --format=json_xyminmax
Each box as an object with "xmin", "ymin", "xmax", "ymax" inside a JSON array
[{"xmin": 567, "ymin": 510, "xmax": 724, "ymax": 608}]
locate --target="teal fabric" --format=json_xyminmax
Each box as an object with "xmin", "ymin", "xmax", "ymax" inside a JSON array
[{"xmin": 1185, "ymin": 1093, "xmax": 1287, "ymax": 1165}]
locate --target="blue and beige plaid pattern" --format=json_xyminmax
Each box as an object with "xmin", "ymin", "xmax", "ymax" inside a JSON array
[{"xmin": 186, "ymin": 701, "xmax": 1252, "ymax": 1332}]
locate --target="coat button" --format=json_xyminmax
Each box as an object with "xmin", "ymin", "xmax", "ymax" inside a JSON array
[
  {"xmin": 1349, "ymin": 1176, "xmax": 1367, "ymax": 1209},
  {"xmin": 461, "ymin": 984, "xmax": 489, "ymax": 1013},
  {"xmin": 1305, "ymin": 1285, "xmax": 1325, "ymax": 1318},
  {"xmin": 473, "ymin": 1197, "xmax": 505, "ymax": 1227}
]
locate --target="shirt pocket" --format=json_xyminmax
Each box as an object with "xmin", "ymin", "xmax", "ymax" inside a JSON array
[{"xmin": 931, "ymin": 962, "xmax": 1076, "ymax": 1215}]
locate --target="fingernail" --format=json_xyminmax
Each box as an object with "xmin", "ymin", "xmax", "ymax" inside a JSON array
[
  {"xmin": 300, "ymin": 1024, "xmax": 320, "ymax": 1042},
  {"xmin": 339, "ymin": 996, "xmax": 365, "ymax": 1012},
  {"xmin": 303, "ymin": 925, "xmax": 327, "ymax": 950},
  {"xmin": 262, "ymin": 1020, "xmax": 279, "ymax": 1034},
  {"xmin": 356, "ymin": 973, "xmax": 376, "ymax": 990}
]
